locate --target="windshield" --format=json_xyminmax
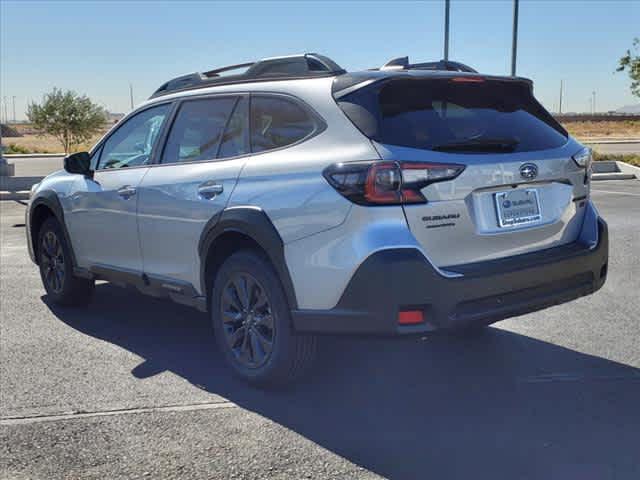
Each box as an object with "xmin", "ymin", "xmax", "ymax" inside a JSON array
[{"xmin": 337, "ymin": 77, "xmax": 568, "ymax": 153}]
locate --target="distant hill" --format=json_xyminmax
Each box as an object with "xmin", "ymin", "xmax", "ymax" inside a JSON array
[{"xmin": 616, "ymin": 104, "xmax": 640, "ymax": 114}]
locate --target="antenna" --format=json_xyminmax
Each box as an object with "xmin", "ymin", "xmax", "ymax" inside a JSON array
[
  {"xmin": 511, "ymin": 0, "xmax": 519, "ymax": 76},
  {"xmin": 129, "ymin": 83, "xmax": 134, "ymax": 110},
  {"xmin": 444, "ymin": 0, "xmax": 451, "ymax": 61}
]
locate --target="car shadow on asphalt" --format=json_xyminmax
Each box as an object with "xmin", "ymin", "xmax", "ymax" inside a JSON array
[{"xmin": 45, "ymin": 284, "xmax": 640, "ymax": 479}]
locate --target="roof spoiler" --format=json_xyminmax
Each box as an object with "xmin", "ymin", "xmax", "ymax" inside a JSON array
[{"xmin": 379, "ymin": 56, "xmax": 478, "ymax": 73}]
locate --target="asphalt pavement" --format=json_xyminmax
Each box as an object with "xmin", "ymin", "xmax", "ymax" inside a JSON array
[{"xmin": 1, "ymin": 180, "xmax": 639, "ymax": 479}]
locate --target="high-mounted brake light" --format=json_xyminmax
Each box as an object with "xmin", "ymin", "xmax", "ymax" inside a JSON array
[
  {"xmin": 323, "ymin": 161, "xmax": 465, "ymax": 206},
  {"xmin": 450, "ymin": 76, "xmax": 485, "ymax": 83}
]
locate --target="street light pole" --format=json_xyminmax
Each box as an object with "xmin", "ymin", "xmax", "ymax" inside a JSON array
[
  {"xmin": 511, "ymin": 0, "xmax": 519, "ymax": 76},
  {"xmin": 444, "ymin": 0, "xmax": 450, "ymax": 61}
]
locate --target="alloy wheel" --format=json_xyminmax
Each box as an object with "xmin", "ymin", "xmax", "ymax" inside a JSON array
[
  {"xmin": 41, "ymin": 231, "xmax": 65, "ymax": 294},
  {"xmin": 220, "ymin": 272, "xmax": 275, "ymax": 368}
]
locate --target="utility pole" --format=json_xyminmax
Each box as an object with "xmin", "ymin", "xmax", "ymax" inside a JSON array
[
  {"xmin": 129, "ymin": 83, "xmax": 134, "ymax": 110},
  {"xmin": 511, "ymin": 0, "xmax": 519, "ymax": 76},
  {"xmin": 12, "ymin": 96, "xmax": 16, "ymax": 123},
  {"xmin": 444, "ymin": 0, "xmax": 450, "ymax": 61},
  {"xmin": 559, "ymin": 80, "xmax": 563, "ymax": 114},
  {"xmin": 2, "ymin": 97, "xmax": 7, "ymax": 124},
  {"xmin": 592, "ymin": 91, "xmax": 596, "ymax": 114}
]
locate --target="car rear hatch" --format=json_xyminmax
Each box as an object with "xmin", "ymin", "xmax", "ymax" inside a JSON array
[{"xmin": 335, "ymin": 73, "xmax": 591, "ymax": 267}]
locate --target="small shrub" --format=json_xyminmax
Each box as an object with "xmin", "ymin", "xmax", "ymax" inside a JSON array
[
  {"xmin": 593, "ymin": 151, "xmax": 640, "ymax": 167},
  {"xmin": 4, "ymin": 143, "xmax": 32, "ymax": 154}
]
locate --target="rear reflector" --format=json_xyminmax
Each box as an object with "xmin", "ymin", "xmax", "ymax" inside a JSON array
[{"xmin": 398, "ymin": 310, "xmax": 424, "ymax": 325}]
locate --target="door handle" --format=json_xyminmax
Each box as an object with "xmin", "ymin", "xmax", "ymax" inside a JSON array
[
  {"xmin": 197, "ymin": 181, "xmax": 224, "ymax": 199},
  {"xmin": 117, "ymin": 185, "xmax": 137, "ymax": 199}
]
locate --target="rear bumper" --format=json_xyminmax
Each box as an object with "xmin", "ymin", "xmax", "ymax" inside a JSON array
[{"xmin": 291, "ymin": 209, "xmax": 608, "ymax": 335}]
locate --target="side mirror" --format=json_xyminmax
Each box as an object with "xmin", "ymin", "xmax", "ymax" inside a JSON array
[{"xmin": 64, "ymin": 152, "xmax": 92, "ymax": 177}]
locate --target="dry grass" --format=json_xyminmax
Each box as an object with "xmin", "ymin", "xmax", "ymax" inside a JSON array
[
  {"xmin": 562, "ymin": 120, "xmax": 640, "ymax": 139},
  {"xmin": 3, "ymin": 120, "xmax": 639, "ymax": 154},
  {"xmin": 593, "ymin": 151, "xmax": 640, "ymax": 167},
  {"xmin": 4, "ymin": 132, "xmax": 106, "ymax": 154}
]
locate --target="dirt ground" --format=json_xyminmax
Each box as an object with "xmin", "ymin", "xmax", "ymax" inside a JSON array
[
  {"xmin": 564, "ymin": 120, "xmax": 640, "ymax": 139},
  {"xmin": 2, "ymin": 120, "xmax": 639, "ymax": 154}
]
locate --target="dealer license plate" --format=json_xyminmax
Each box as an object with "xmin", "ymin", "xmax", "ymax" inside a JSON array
[{"xmin": 495, "ymin": 189, "xmax": 542, "ymax": 228}]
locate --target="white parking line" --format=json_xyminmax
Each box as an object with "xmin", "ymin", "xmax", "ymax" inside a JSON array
[
  {"xmin": 591, "ymin": 189, "xmax": 640, "ymax": 197},
  {"xmin": 0, "ymin": 400, "xmax": 238, "ymax": 426}
]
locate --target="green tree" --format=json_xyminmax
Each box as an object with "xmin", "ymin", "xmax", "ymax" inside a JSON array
[
  {"xmin": 27, "ymin": 88, "xmax": 106, "ymax": 153},
  {"xmin": 617, "ymin": 37, "xmax": 640, "ymax": 99}
]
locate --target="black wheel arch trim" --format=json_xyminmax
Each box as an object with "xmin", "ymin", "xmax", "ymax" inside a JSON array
[
  {"xmin": 28, "ymin": 191, "xmax": 79, "ymax": 269},
  {"xmin": 198, "ymin": 207, "xmax": 298, "ymax": 310}
]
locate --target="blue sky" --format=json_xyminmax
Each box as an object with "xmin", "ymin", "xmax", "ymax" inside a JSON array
[{"xmin": 1, "ymin": 0, "xmax": 638, "ymax": 119}]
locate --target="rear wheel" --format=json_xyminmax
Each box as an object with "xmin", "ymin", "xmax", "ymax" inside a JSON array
[
  {"xmin": 37, "ymin": 217, "xmax": 94, "ymax": 306},
  {"xmin": 211, "ymin": 250, "xmax": 316, "ymax": 387}
]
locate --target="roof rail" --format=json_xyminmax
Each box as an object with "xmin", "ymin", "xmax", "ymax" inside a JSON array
[
  {"xmin": 150, "ymin": 53, "xmax": 345, "ymax": 99},
  {"xmin": 379, "ymin": 56, "xmax": 478, "ymax": 73}
]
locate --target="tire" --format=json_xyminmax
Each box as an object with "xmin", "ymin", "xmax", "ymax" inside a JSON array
[
  {"xmin": 37, "ymin": 217, "xmax": 94, "ymax": 306},
  {"xmin": 211, "ymin": 250, "xmax": 317, "ymax": 387}
]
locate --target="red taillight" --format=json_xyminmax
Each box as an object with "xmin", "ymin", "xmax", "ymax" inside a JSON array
[
  {"xmin": 364, "ymin": 162, "xmax": 402, "ymax": 204},
  {"xmin": 323, "ymin": 161, "xmax": 464, "ymax": 206},
  {"xmin": 398, "ymin": 310, "xmax": 424, "ymax": 325}
]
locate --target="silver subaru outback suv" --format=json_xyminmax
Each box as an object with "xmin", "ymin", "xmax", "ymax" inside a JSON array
[{"xmin": 26, "ymin": 53, "xmax": 608, "ymax": 386}]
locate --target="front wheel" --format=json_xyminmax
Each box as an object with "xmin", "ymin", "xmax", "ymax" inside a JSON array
[
  {"xmin": 37, "ymin": 217, "xmax": 94, "ymax": 306},
  {"xmin": 211, "ymin": 250, "xmax": 316, "ymax": 387}
]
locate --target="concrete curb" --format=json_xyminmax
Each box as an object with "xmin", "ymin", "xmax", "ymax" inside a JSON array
[
  {"xmin": 592, "ymin": 173, "xmax": 636, "ymax": 181},
  {"xmin": 0, "ymin": 176, "xmax": 43, "ymax": 192},
  {"xmin": 3, "ymin": 153, "xmax": 65, "ymax": 158},
  {"xmin": 591, "ymin": 161, "xmax": 639, "ymax": 181},
  {"xmin": 616, "ymin": 161, "xmax": 640, "ymax": 178},
  {"xmin": 581, "ymin": 139, "xmax": 640, "ymax": 144},
  {"xmin": 0, "ymin": 191, "xmax": 30, "ymax": 201}
]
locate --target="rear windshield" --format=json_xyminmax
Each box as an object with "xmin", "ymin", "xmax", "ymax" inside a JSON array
[{"xmin": 337, "ymin": 78, "xmax": 568, "ymax": 153}]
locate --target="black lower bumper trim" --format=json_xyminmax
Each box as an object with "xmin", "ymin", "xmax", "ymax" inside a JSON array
[{"xmin": 292, "ymin": 218, "xmax": 608, "ymax": 335}]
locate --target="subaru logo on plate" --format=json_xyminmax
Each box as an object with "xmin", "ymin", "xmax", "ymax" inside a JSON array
[{"xmin": 519, "ymin": 163, "xmax": 538, "ymax": 180}]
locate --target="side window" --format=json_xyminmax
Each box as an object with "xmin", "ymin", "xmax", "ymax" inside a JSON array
[
  {"xmin": 98, "ymin": 104, "xmax": 170, "ymax": 170},
  {"xmin": 161, "ymin": 97, "xmax": 236, "ymax": 164},
  {"xmin": 90, "ymin": 145, "xmax": 103, "ymax": 171},
  {"xmin": 250, "ymin": 96, "xmax": 317, "ymax": 153},
  {"xmin": 218, "ymin": 97, "xmax": 249, "ymax": 159}
]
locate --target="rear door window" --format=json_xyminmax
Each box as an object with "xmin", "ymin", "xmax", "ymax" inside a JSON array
[
  {"xmin": 250, "ymin": 96, "xmax": 318, "ymax": 153},
  {"xmin": 161, "ymin": 97, "xmax": 237, "ymax": 164},
  {"xmin": 338, "ymin": 78, "xmax": 568, "ymax": 153},
  {"xmin": 218, "ymin": 97, "xmax": 249, "ymax": 158}
]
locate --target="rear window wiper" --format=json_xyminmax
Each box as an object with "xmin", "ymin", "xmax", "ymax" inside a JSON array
[{"xmin": 431, "ymin": 137, "xmax": 519, "ymax": 153}]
